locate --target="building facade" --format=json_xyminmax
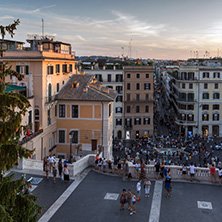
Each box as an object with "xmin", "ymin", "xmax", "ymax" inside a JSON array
[
  {"xmin": 166, "ymin": 66, "xmax": 222, "ymax": 137},
  {"xmin": 123, "ymin": 66, "xmax": 154, "ymax": 139}
]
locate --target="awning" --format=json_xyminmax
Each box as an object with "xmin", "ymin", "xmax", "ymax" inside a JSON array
[{"xmin": 4, "ymin": 85, "xmax": 26, "ymax": 92}]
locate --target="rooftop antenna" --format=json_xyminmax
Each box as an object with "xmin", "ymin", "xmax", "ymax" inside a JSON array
[{"xmin": 42, "ymin": 18, "xmax": 44, "ymax": 39}]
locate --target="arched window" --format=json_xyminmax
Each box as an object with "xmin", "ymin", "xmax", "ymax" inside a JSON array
[{"xmin": 35, "ymin": 109, "xmax": 39, "ymax": 120}]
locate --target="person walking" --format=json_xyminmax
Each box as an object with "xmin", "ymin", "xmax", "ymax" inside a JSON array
[
  {"xmin": 120, "ymin": 189, "xmax": 127, "ymax": 210},
  {"xmin": 58, "ymin": 158, "xmax": 63, "ymax": 179},
  {"xmin": 189, "ymin": 162, "xmax": 195, "ymax": 182},
  {"xmin": 144, "ymin": 178, "xmax": 151, "ymax": 197},
  {"xmin": 209, "ymin": 164, "xmax": 217, "ymax": 183},
  {"xmin": 154, "ymin": 161, "xmax": 160, "ymax": 180},
  {"xmin": 218, "ymin": 167, "xmax": 222, "ymax": 184},
  {"xmin": 52, "ymin": 166, "xmax": 57, "ymax": 184},
  {"xmin": 135, "ymin": 161, "xmax": 141, "ymax": 179},
  {"xmin": 45, "ymin": 161, "xmax": 49, "ymax": 180},
  {"xmin": 127, "ymin": 189, "xmax": 132, "ymax": 211},
  {"xmin": 136, "ymin": 180, "xmax": 142, "ymax": 201},
  {"xmin": 130, "ymin": 192, "xmax": 136, "ymax": 215},
  {"xmin": 63, "ymin": 164, "xmax": 70, "ymax": 182},
  {"xmin": 165, "ymin": 175, "xmax": 172, "ymax": 198}
]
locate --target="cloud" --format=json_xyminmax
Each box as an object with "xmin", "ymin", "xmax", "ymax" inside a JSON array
[{"xmin": 0, "ymin": 15, "xmax": 15, "ymax": 20}]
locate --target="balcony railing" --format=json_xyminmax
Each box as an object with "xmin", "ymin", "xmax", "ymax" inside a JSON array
[{"xmin": 19, "ymin": 129, "xmax": 43, "ymax": 145}]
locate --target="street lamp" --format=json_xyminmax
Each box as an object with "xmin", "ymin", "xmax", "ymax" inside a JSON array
[{"xmin": 69, "ymin": 131, "xmax": 75, "ymax": 164}]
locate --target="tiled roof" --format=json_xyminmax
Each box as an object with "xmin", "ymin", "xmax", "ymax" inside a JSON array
[{"xmin": 56, "ymin": 74, "xmax": 116, "ymax": 102}]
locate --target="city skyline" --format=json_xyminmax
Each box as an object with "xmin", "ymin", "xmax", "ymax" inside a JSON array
[{"xmin": 1, "ymin": 0, "xmax": 222, "ymax": 59}]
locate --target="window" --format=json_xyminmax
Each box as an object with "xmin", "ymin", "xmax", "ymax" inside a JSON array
[
  {"xmin": 55, "ymin": 105, "xmax": 57, "ymax": 117},
  {"xmin": 71, "ymin": 131, "xmax": 78, "ymax": 143},
  {"xmin": 126, "ymin": 94, "xmax": 130, "ymax": 101},
  {"xmin": 116, "ymin": 107, "xmax": 122, "ymax": 113},
  {"xmin": 116, "ymin": 96, "xmax": 123, "ymax": 102},
  {"xmin": 213, "ymin": 72, "xmax": 220, "ymax": 78},
  {"xmin": 144, "ymin": 83, "xmax": 151, "ymax": 90},
  {"xmin": 145, "ymin": 94, "xmax": 149, "ymax": 101},
  {"xmin": 57, "ymin": 83, "xmax": 60, "ymax": 92},
  {"xmin": 213, "ymin": 93, "xmax": 220, "ymax": 99},
  {"xmin": 179, "ymin": 93, "xmax": 186, "ymax": 101},
  {"xmin": 107, "ymin": 85, "xmax": 113, "ymax": 89},
  {"xmin": 69, "ymin": 64, "xmax": 73, "ymax": 72},
  {"xmin": 213, "ymin": 104, "xmax": 219, "ymax": 110},
  {"xmin": 16, "ymin": 65, "xmax": 29, "ymax": 75},
  {"xmin": 47, "ymin": 66, "xmax": 54, "ymax": 75},
  {"xmin": 187, "ymin": 114, "xmax": 194, "ymax": 121},
  {"xmin": 116, "ymin": 74, "xmax": 123, "ymax": 82},
  {"xmin": 202, "ymin": 104, "xmax": 209, "ymax": 110},
  {"xmin": 188, "ymin": 72, "xmax": 194, "ymax": 80},
  {"xmin": 127, "ymin": 73, "xmax": 131, "ymax": 78},
  {"xmin": 134, "ymin": 118, "xmax": 141, "ymax": 125},
  {"xmin": 187, "ymin": 93, "xmax": 194, "ymax": 102},
  {"xmin": 59, "ymin": 130, "xmax": 65, "ymax": 143},
  {"xmin": 116, "ymin": 118, "xmax": 122, "ymax": 125},
  {"xmin": 181, "ymin": 72, "xmax": 187, "ymax": 80},
  {"xmin": 136, "ymin": 73, "xmax": 140, "ymax": 78},
  {"xmin": 144, "ymin": 118, "xmax": 150, "ymax": 125},
  {"xmin": 28, "ymin": 111, "xmax": 32, "ymax": 129},
  {"xmin": 127, "ymin": 106, "xmax": 131, "ymax": 113},
  {"xmin": 34, "ymin": 109, "xmax": 39, "ymax": 120},
  {"xmin": 136, "ymin": 94, "xmax": 140, "ymax": 101},
  {"xmin": 202, "ymin": 113, "xmax": 209, "ymax": 121},
  {"xmin": 127, "ymin": 83, "xmax": 131, "ymax": 90},
  {"xmin": 203, "ymin": 72, "xmax": 209, "ymax": 78},
  {"xmin": 179, "ymin": 104, "xmax": 186, "ymax": 110},
  {"xmin": 204, "ymin": 83, "xmax": 208, "ymax": 89},
  {"xmin": 56, "ymin": 64, "xmax": 60, "ymax": 73},
  {"xmin": 107, "ymin": 74, "xmax": 112, "ymax": 82},
  {"xmin": 48, "ymin": 83, "xmax": 52, "ymax": 102},
  {"xmin": 145, "ymin": 105, "xmax": 149, "ymax": 113},
  {"xmin": 136, "ymin": 83, "xmax": 140, "ymax": 90},
  {"xmin": 109, "ymin": 104, "xmax": 112, "ymax": 117},
  {"xmin": 146, "ymin": 73, "xmax": 149, "ymax": 78},
  {"xmin": 182, "ymin": 83, "xmax": 185, "ymax": 89},
  {"xmin": 116, "ymin": 86, "xmax": 122, "ymax": 94},
  {"xmin": 125, "ymin": 118, "xmax": 132, "ymax": 127},
  {"xmin": 136, "ymin": 106, "xmax": 140, "ymax": 113},
  {"xmin": 59, "ymin": 105, "xmax": 65, "ymax": 117},
  {"xmin": 188, "ymin": 105, "xmax": 194, "ymax": 110},
  {"xmin": 189, "ymin": 83, "xmax": 193, "ymax": 89},
  {"xmin": 180, "ymin": 114, "xmax": 186, "ymax": 121},
  {"xmin": 95, "ymin": 74, "xmax": 103, "ymax": 82},
  {"xmin": 62, "ymin": 64, "xmax": 68, "ymax": 73},
  {"xmin": 215, "ymin": 83, "xmax": 218, "ymax": 89},
  {"xmin": 72, "ymin": 105, "xmax": 78, "ymax": 118},
  {"xmin": 213, "ymin": 113, "xmax": 219, "ymax": 121},
  {"xmin": 202, "ymin": 93, "xmax": 209, "ymax": 99},
  {"xmin": 48, "ymin": 110, "xmax": 51, "ymax": 125}
]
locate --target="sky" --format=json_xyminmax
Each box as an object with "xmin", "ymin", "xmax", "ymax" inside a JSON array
[{"xmin": 1, "ymin": 0, "xmax": 222, "ymax": 59}]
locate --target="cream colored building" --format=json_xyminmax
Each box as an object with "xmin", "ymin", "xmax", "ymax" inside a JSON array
[
  {"xmin": 2, "ymin": 38, "xmax": 77, "ymax": 160},
  {"xmin": 168, "ymin": 66, "xmax": 222, "ymax": 137}
]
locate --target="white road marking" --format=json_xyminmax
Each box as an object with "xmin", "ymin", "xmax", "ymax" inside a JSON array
[
  {"xmin": 197, "ymin": 201, "xmax": 213, "ymax": 210},
  {"xmin": 104, "ymin": 193, "xmax": 119, "ymax": 200},
  {"xmin": 149, "ymin": 180, "xmax": 163, "ymax": 222},
  {"xmin": 38, "ymin": 169, "xmax": 90, "ymax": 222}
]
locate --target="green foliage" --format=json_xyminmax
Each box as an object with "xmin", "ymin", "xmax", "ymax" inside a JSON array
[{"xmin": 0, "ymin": 20, "xmax": 42, "ymax": 221}]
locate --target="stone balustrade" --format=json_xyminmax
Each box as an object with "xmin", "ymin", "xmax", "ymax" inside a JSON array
[{"xmin": 128, "ymin": 162, "xmax": 216, "ymax": 182}]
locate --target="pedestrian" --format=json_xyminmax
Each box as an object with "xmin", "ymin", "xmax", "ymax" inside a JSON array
[
  {"xmin": 165, "ymin": 175, "xmax": 172, "ymax": 198},
  {"xmin": 130, "ymin": 192, "xmax": 136, "ymax": 215},
  {"xmin": 95, "ymin": 154, "xmax": 99, "ymax": 169},
  {"xmin": 189, "ymin": 162, "xmax": 195, "ymax": 181},
  {"xmin": 154, "ymin": 160, "xmax": 160, "ymax": 180},
  {"xmin": 103, "ymin": 158, "xmax": 107, "ymax": 172},
  {"xmin": 182, "ymin": 163, "xmax": 187, "ymax": 180},
  {"xmin": 127, "ymin": 189, "xmax": 132, "ymax": 211},
  {"xmin": 58, "ymin": 158, "xmax": 63, "ymax": 178},
  {"xmin": 209, "ymin": 164, "xmax": 217, "ymax": 183},
  {"xmin": 98, "ymin": 158, "xmax": 102, "ymax": 171},
  {"xmin": 113, "ymin": 156, "xmax": 118, "ymax": 173},
  {"xmin": 43, "ymin": 157, "xmax": 47, "ymax": 172},
  {"xmin": 144, "ymin": 178, "xmax": 151, "ymax": 197},
  {"xmin": 122, "ymin": 159, "xmax": 128, "ymax": 176},
  {"xmin": 45, "ymin": 161, "xmax": 49, "ymax": 180},
  {"xmin": 135, "ymin": 160, "xmax": 141, "ymax": 179},
  {"xmin": 63, "ymin": 164, "xmax": 70, "ymax": 182},
  {"xmin": 108, "ymin": 160, "xmax": 112, "ymax": 173},
  {"xmin": 136, "ymin": 180, "xmax": 142, "ymax": 201},
  {"xmin": 48, "ymin": 155, "xmax": 55, "ymax": 172},
  {"xmin": 140, "ymin": 161, "xmax": 146, "ymax": 180},
  {"xmin": 52, "ymin": 166, "xmax": 57, "ymax": 184},
  {"xmin": 120, "ymin": 189, "xmax": 127, "ymax": 210},
  {"xmin": 117, "ymin": 158, "xmax": 122, "ymax": 175}
]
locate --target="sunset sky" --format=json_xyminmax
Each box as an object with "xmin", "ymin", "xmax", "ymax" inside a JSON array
[{"xmin": 1, "ymin": 0, "xmax": 222, "ymax": 59}]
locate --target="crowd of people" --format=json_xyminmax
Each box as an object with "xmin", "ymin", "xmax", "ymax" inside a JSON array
[{"xmin": 43, "ymin": 155, "xmax": 70, "ymax": 183}]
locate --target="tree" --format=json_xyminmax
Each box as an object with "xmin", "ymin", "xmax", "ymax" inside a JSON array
[{"xmin": 0, "ymin": 20, "xmax": 42, "ymax": 222}]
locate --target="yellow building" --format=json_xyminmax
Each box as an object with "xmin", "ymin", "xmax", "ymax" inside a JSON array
[{"xmin": 56, "ymin": 74, "xmax": 116, "ymax": 160}]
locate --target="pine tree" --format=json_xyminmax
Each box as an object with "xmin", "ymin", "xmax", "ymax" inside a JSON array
[{"xmin": 0, "ymin": 20, "xmax": 42, "ymax": 221}]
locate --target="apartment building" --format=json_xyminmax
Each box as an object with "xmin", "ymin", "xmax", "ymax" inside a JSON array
[
  {"xmin": 82, "ymin": 58, "xmax": 125, "ymax": 140},
  {"xmin": 167, "ymin": 66, "xmax": 222, "ymax": 137},
  {"xmin": 123, "ymin": 66, "xmax": 154, "ymax": 139},
  {"xmin": 56, "ymin": 74, "xmax": 116, "ymax": 160},
  {"xmin": 1, "ymin": 37, "xmax": 77, "ymax": 160}
]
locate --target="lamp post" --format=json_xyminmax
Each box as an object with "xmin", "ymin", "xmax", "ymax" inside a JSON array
[{"xmin": 69, "ymin": 131, "xmax": 74, "ymax": 164}]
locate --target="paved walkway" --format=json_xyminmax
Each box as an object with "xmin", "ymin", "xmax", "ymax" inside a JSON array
[{"xmin": 8, "ymin": 168, "xmax": 222, "ymax": 222}]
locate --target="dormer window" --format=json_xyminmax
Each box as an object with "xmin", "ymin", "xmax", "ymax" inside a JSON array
[{"xmin": 72, "ymin": 82, "xmax": 79, "ymax": 88}]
